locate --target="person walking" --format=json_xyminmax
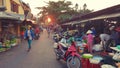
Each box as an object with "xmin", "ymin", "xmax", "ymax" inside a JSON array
[
  {"xmin": 35, "ymin": 27, "xmax": 40, "ymax": 40},
  {"xmin": 47, "ymin": 27, "xmax": 50, "ymax": 38},
  {"xmin": 20, "ymin": 30, "xmax": 24, "ymax": 42},
  {"xmin": 24, "ymin": 25, "xmax": 35, "ymax": 52}
]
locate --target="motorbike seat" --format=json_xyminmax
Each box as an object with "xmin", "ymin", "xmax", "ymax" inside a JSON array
[
  {"xmin": 59, "ymin": 42, "xmax": 68, "ymax": 51},
  {"xmin": 62, "ymin": 46, "xmax": 68, "ymax": 51}
]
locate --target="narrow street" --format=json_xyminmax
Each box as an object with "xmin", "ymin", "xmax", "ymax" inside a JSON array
[{"xmin": 0, "ymin": 29, "xmax": 67, "ymax": 68}]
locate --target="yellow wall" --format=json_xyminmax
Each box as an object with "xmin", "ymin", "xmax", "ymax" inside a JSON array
[
  {"xmin": 5, "ymin": 0, "xmax": 11, "ymax": 12},
  {"xmin": 19, "ymin": 6, "xmax": 24, "ymax": 14},
  {"xmin": 0, "ymin": 0, "xmax": 3, "ymax": 6},
  {"xmin": 3, "ymin": 0, "xmax": 24, "ymax": 37},
  {"xmin": 5, "ymin": 0, "xmax": 24, "ymax": 14},
  {"xmin": 12, "ymin": 0, "xmax": 20, "ymax": 4}
]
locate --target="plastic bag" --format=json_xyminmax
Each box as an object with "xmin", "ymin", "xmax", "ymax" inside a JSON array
[
  {"xmin": 113, "ymin": 52, "xmax": 120, "ymax": 61},
  {"xmin": 101, "ymin": 64, "xmax": 116, "ymax": 68},
  {"xmin": 92, "ymin": 44, "xmax": 103, "ymax": 51}
]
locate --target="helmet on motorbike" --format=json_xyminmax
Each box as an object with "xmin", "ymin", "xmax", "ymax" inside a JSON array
[
  {"xmin": 54, "ymin": 32, "xmax": 57, "ymax": 34},
  {"xmin": 68, "ymin": 33, "xmax": 73, "ymax": 37},
  {"xmin": 68, "ymin": 37, "xmax": 75, "ymax": 44}
]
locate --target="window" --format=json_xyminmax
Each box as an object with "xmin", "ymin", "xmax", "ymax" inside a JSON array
[
  {"xmin": 0, "ymin": 0, "xmax": 4, "ymax": 6},
  {"xmin": 10, "ymin": 0, "xmax": 19, "ymax": 13}
]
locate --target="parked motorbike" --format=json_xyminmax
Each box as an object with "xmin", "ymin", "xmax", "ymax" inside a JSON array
[
  {"xmin": 54, "ymin": 41, "xmax": 81, "ymax": 68},
  {"xmin": 34, "ymin": 33, "xmax": 40, "ymax": 40},
  {"xmin": 53, "ymin": 33, "xmax": 61, "ymax": 43}
]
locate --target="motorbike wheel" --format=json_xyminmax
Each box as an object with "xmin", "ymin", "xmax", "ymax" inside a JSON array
[
  {"xmin": 67, "ymin": 56, "xmax": 81, "ymax": 68},
  {"xmin": 54, "ymin": 49, "xmax": 61, "ymax": 60}
]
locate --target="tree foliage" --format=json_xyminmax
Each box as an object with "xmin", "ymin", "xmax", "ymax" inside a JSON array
[
  {"xmin": 36, "ymin": 1, "xmax": 93, "ymax": 24},
  {"xmin": 79, "ymin": 3, "xmax": 93, "ymax": 15},
  {"xmin": 36, "ymin": 1, "xmax": 76, "ymax": 24}
]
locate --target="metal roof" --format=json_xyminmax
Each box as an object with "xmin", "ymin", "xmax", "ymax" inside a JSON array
[
  {"xmin": 62, "ymin": 12, "xmax": 120, "ymax": 25},
  {"xmin": 80, "ymin": 12, "xmax": 120, "ymax": 23},
  {"xmin": 61, "ymin": 4, "xmax": 120, "ymax": 25}
]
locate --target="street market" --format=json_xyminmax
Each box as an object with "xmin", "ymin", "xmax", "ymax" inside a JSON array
[{"xmin": 0, "ymin": 0, "xmax": 120, "ymax": 68}]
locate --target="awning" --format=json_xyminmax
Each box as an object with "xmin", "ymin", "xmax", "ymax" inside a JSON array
[
  {"xmin": 90, "ymin": 13, "xmax": 120, "ymax": 20},
  {"xmin": 23, "ymin": 19, "xmax": 37, "ymax": 25},
  {"xmin": 62, "ymin": 22, "xmax": 73, "ymax": 25},
  {"xmin": 0, "ymin": 12, "xmax": 20, "ymax": 20},
  {"xmin": 80, "ymin": 19, "xmax": 89, "ymax": 23},
  {"xmin": 62, "ymin": 21, "xmax": 80, "ymax": 25},
  {"xmin": 80, "ymin": 12, "xmax": 120, "ymax": 23},
  {"xmin": 62, "ymin": 12, "xmax": 120, "ymax": 25},
  {"xmin": 6, "ymin": 13, "xmax": 25, "ymax": 21}
]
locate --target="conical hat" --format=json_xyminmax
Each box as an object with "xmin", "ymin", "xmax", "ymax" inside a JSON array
[
  {"xmin": 28, "ymin": 25, "xmax": 31, "ymax": 28},
  {"xmin": 86, "ymin": 30, "xmax": 92, "ymax": 34}
]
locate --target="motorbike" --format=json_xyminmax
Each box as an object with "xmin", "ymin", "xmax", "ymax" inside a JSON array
[
  {"xmin": 34, "ymin": 33, "xmax": 40, "ymax": 40},
  {"xmin": 53, "ymin": 33, "xmax": 61, "ymax": 43},
  {"xmin": 54, "ymin": 41, "xmax": 81, "ymax": 68}
]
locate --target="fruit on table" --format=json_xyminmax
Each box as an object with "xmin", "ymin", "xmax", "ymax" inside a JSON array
[{"xmin": 82, "ymin": 54, "xmax": 93, "ymax": 59}]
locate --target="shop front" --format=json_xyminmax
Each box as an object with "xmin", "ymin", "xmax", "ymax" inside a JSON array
[{"xmin": 0, "ymin": 12, "xmax": 21, "ymax": 52}]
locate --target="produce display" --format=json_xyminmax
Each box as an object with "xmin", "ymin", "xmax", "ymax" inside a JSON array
[
  {"xmin": 82, "ymin": 53, "xmax": 93, "ymax": 59},
  {"xmin": 89, "ymin": 56, "xmax": 103, "ymax": 64},
  {"xmin": 0, "ymin": 38, "xmax": 17, "ymax": 52}
]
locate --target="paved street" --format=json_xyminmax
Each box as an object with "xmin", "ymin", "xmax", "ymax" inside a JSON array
[{"xmin": 0, "ymin": 29, "xmax": 67, "ymax": 68}]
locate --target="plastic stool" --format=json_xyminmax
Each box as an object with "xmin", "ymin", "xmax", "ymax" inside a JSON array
[
  {"xmin": 91, "ymin": 63, "xmax": 101, "ymax": 68},
  {"xmin": 82, "ymin": 58, "xmax": 91, "ymax": 68},
  {"xmin": 82, "ymin": 54, "xmax": 93, "ymax": 68}
]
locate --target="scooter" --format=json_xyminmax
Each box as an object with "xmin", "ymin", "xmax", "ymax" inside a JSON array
[
  {"xmin": 35, "ymin": 33, "xmax": 40, "ymax": 40},
  {"xmin": 53, "ymin": 33, "xmax": 61, "ymax": 43},
  {"xmin": 54, "ymin": 41, "xmax": 81, "ymax": 68}
]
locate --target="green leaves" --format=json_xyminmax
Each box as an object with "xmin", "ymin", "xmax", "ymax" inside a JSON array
[
  {"xmin": 58, "ymin": 14, "xmax": 72, "ymax": 21},
  {"xmin": 37, "ymin": 0, "xmax": 74, "ymax": 24},
  {"xmin": 37, "ymin": 1, "xmax": 93, "ymax": 24}
]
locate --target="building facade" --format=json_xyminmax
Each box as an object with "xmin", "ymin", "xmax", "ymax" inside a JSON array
[{"xmin": 0, "ymin": 0, "xmax": 25, "ymax": 43}]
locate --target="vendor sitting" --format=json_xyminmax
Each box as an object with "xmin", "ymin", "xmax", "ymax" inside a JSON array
[{"xmin": 101, "ymin": 45, "xmax": 120, "ymax": 68}]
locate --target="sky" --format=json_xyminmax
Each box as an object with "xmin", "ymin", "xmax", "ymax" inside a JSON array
[{"xmin": 22, "ymin": 0, "xmax": 120, "ymax": 16}]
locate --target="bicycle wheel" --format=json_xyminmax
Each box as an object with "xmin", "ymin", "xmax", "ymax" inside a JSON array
[{"xmin": 67, "ymin": 56, "xmax": 81, "ymax": 68}]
